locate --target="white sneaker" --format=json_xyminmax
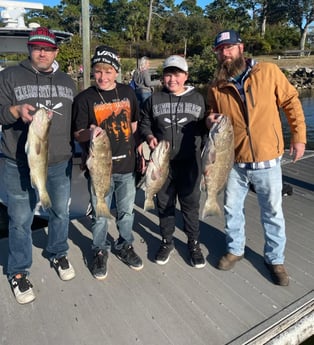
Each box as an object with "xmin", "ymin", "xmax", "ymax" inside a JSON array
[
  {"xmin": 11, "ymin": 273, "xmax": 36, "ymax": 304},
  {"xmin": 52, "ymin": 256, "xmax": 76, "ymax": 281}
]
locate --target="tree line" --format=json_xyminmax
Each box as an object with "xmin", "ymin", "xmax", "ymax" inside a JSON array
[{"xmin": 23, "ymin": 0, "xmax": 313, "ymax": 83}]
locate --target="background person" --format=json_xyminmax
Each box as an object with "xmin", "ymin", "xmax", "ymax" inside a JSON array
[
  {"xmin": 132, "ymin": 56, "xmax": 155, "ymax": 108},
  {"xmin": 72, "ymin": 45, "xmax": 143, "ymax": 281},
  {"xmin": 139, "ymin": 55, "xmax": 207, "ymax": 268},
  {"xmin": 0, "ymin": 27, "xmax": 77, "ymax": 304},
  {"xmin": 207, "ymin": 29, "xmax": 306, "ymax": 286}
]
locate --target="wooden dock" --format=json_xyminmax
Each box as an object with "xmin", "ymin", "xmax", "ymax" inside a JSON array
[{"xmin": 0, "ymin": 151, "xmax": 313, "ymax": 345}]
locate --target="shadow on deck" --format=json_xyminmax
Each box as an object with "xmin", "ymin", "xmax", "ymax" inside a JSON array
[{"xmin": 0, "ymin": 151, "xmax": 313, "ymax": 345}]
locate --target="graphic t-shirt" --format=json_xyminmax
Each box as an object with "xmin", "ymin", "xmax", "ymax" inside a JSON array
[{"xmin": 72, "ymin": 83, "xmax": 139, "ymax": 174}]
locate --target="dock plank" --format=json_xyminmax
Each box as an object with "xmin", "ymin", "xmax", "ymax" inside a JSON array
[{"xmin": 0, "ymin": 151, "xmax": 313, "ymax": 345}]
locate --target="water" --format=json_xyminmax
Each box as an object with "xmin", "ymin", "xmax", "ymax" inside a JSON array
[{"xmin": 282, "ymin": 89, "xmax": 314, "ymax": 150}]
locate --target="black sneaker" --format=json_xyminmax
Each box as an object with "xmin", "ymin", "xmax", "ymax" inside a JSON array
[
  {"xmin": 10, "ymin": 273, "xmax": 36, "ymax": 304},
  {"xmin": 155, "ymin": 240, "xmax": 174, "ymax": 265},
  {"xmin": 52, "ymin": 256, "xmax": 76, "ymax": 281},
  {"xmin": 92, "ymin": 250, "xmax": 108, "ymax": 280},
  {"xmin": 189, "ymin": 241, "xmax": 206, "ymax": 268},
  {"xmin": 116, "ymin": 243, "xmax": 143, "ymax": 271}
]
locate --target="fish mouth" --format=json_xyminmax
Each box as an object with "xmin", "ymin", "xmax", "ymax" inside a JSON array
[{"xmin": 47, "ymin": 112, "xmax": 54, "ymax": 121}]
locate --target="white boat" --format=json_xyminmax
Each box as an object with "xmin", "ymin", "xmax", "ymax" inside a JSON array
[{"xmin": 0, "ymin": 0, "xmax": 72, "ymax": 55}]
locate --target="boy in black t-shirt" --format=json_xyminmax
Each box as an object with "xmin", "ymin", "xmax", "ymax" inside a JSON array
[{"xmin": 72, "ymin": 46, "xmax": 143, "ymax": 280}]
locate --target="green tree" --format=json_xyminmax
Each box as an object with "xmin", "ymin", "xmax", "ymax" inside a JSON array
[
  {"xmin": 287, "ymin": 0, "xmax": 314, "ymax": 50},
  {"xmin": 163, "ymin": 13, "xmax": 189, "ymax": 54},
  {"xmin": 186, "ymin": 15, "xmax": 214, "ymax": 55},
  {"xmin": 26, "ymin": 6, "xmax": 63, "ymax": 29},
  {"xmin": 264, "ymin": 24, "xmax": 299, "ymax": 52},
  {"xmin": 21, "ymin": 0, "xmax": 313, "ymax": 80},
  {"xmin": 189, "ymin": 46, "xmax": 217, "ymax": 84},
  {"xmin": 146, "ymin": 0, "xmax": 175, "ymax": 41},
  {"xmin": 204, "ymin": 0, "xmax": 251, "ymax": 34},
  {"xmin": 56, "ymin": 0, "xmax": 82, "ymax": 33},
  {"xmin": 179, "ymin": 0, "xmax": 203, "ymax": 16},
  {"xmin": 57, "ymin": 33, "xmax": 83, "ymax": 71}
]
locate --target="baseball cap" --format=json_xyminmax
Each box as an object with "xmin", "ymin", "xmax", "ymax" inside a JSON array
[
  {"xmin": 214, "ymin": 30, "xmax": 242, "ymax": 50},
  {"xmin": 28, "ymin": 27, "xmax": 58, "ymax": 48},
  {"xmin": 163, "ymin": 55, "xmax": 188, "ymax": 72},
  {"xmin": 91, "ymin": 45, "xmax": 120, "ymax": 72}
]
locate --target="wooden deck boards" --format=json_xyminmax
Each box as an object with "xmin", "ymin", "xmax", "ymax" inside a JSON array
[{"xmin": 0, "ymin": 151, "xmax": 313, "ymax": 345}]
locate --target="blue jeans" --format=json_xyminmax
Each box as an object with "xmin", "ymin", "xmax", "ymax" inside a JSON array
[
  {"xmin": 4, "ymin": 159, "xmax": 72, "ymax": 279},
  {"xmin": 136, "ymin": 91, "xmax": 151, "ymax": 108},
  {"xmin": 89, "ymin": 172, "xmax": 136, "ymax": 252},
  {"xmin": 223, "ymin": 162, "xmax": 286, "ymax": 264}
]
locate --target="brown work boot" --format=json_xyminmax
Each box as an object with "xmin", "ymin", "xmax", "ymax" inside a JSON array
[
  {"xmin": 265, "ymin": 263, "xmax": 289, "ymax": 286},
  {"xmin": 217, "ymin": 253, "xmax": 244, "ymax": 270}
]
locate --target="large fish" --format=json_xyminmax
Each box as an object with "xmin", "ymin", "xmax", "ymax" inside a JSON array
[
  {"xmin": 86, "ymin": 129, "xmax": 113, "ymax": 218},
  {"xmin": 25, "ymin": 108, "xmax": 53, "ymax": 210},
  {"xmin": 143, "ymin": 140, "xmax": 170, "ymax": 211},
  {"xmin": 201, "ymin": 115, "xmax": 234, "ymax": 218}
]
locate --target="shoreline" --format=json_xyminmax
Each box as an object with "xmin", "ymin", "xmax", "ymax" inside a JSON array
[{"xmin": 254, "ymin": 55, "xmax": 313, "ymax": 69}]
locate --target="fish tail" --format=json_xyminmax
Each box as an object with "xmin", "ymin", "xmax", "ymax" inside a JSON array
[
  {"xmin": 202, "ymin": 199, "xmax": 221, "ymax": 218},
  {"xmin": 96, "ymin": 200, "xmax": 113, "ymax": 219},
  {"xmin": 29, "ymin": 174, "xmax": 37, "ymax": 190},
  {"xmin": 144, "ymin": 198, "xmax": 155, "ymax": 212},
  {"xmin": 200, "ymin": 175, "xmax": 206, "ymax": 192}
]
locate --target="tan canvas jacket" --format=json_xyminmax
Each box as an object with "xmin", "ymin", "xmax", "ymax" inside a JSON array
[{"xmin": 208, "ymin": 62, "xmax": 307, "ymax": 163}]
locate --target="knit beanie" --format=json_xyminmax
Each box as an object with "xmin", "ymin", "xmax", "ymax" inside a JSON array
[{"xmin": 91, "ymin": 45, "xmax": 120, "ymax": 72}]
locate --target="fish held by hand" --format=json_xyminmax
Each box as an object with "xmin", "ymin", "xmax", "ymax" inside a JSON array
[
  {"xmin": 201, "ymin": 115, "xmax": 234, "ymax": 218},
  {"xmin": 143, "ymin": 140, "xmax": 170, "ymax": 211},
  {"xmin": 86, "ymin": 129, "xmax": 113, "ymax": 219},
  {"xmin": 25, "ymin": 108, "xmax": 53, "ymax": 210}
]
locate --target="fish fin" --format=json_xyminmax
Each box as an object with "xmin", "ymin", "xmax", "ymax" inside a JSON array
[
  {"xmin": 29, "ymin": 175, "xmax": 36, "ymax": 189},
  {"xmin": 96, "ymin": 200, "xmax": 114, "ymax": 219},
  {"xmin": 86, "ymin": 154, "xmax": 94, "ymax": 171},
  {"xmin": 39, "ymin": 192, "xmax": 52, "ymax": 210},
  {"xmin": 202, "ymin": 199, "xmax": 221, "ymax": 218},
  {"xmin": 207, "ymin": 129, "xmax": 217, "ymax": 163},
  {"xmin": 25, "ymin": 141, "xmax": 29, "ymax": 154},
  {"xmin": 144, "ymin": 197, "xmax": 155, "ymax": 212},
  {"xmin": 202, "ymin": 136, "xmax": 216, "ymax": 163},
  {"xmin": 208, "ymin": 149, "xmax": 216, "ymax": 164},
  {"xmin": 35, "ymin": 141, "xmax": 42, "ymax": 155},
  {"xmin": 200, "ymin": 175, "xmax": 206, "ymax": 192},
  {"xmin": 136, "ymin": 175, "xmax": 146, "ymax": 189},
  {"xmin": 151, "ymin": 166, "xmax": 163, "ymax": 181}
]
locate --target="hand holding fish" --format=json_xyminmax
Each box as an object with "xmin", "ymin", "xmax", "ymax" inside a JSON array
[
  {"xmin": 201, "ymin": 115, "xmax": 234, "ymax": 218},
  {"xmin": 136, "ymin": 144, "xmax": 147, "ymax": 175},
  {"xmin": 90, "ymin": 125, "xmax": 103, "ymax": 139},
  {"xmin": 10, "ymin": 103, "xmax": 36, "ymax": 123},
  {"xmin": 146, "ymin": 134, "xmax": 158, "ymax": 150},
  {"xmin": 143, "ymin": 140, "xmax": 170, "ymax": 211},
  {"xmin": 86, "ymin": 128, "xmax": 113, "ymax": 219},
  {"xmin": 205, "ymin": 112, "xmax": 223, "ymax": 129},
  {"xmin": 25, "ymin": 108, "xmax": 53, "ymax": 209}
]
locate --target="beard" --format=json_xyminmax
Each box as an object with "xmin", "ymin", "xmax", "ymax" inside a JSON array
[{"xmin": 214, "ymin": 53, "xmax": 246, "ymax": 84}]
